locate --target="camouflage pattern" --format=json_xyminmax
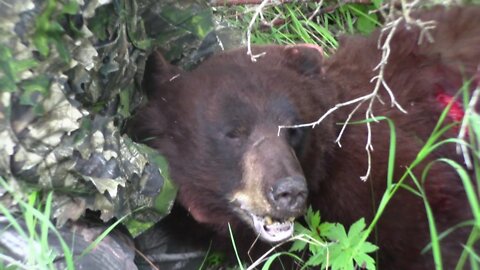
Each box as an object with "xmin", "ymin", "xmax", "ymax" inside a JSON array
[{"xmin": 0, "ymin": 0, "xmax": 240, "ymax": 237}]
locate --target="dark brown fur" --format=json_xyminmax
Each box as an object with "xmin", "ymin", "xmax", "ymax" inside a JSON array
[
  {"xmin": 314, "ymin": 5, "xmax": 480, "ymax": 269},
  {"xmin": 129, "ymin": 6, "xmax": 480, "ymax": 269}
]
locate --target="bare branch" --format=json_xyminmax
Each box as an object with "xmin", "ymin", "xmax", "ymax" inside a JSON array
[
  {"xmin": 307, "ymin": 0, "xmax": 324, "ymax": 21},
  {"xmin": 335, "ymin": 101, "xmax": 364, "ymax": 147},
  {"xmin": 361, "ymin": 138, "xmax": 373, "ymax": 181},
  {"xmin": 457, "ymin": 87, "xmax": 480, "ymax": 169},
  {"xmin": 277, "ymin": 93, "xmax": 375, "ymax": 135},
  {"xmin": 246, "ymin": 0, "xmax": 269, "ymax": 62}
]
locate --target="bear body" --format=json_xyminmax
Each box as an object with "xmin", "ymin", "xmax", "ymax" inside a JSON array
[{"xmin": 129, "ymin": 6, "xmax": 480, "ymax": 269}]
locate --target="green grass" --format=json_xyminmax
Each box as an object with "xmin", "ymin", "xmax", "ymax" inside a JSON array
[
  {"xmin": 0, "ymin": 177, "xmax": 131, "ymax": 269},
  {"xmin": 217, "ymin": 1, "xmax": 382, "ymax": 52},
  {"xmin": 0, "ymin": 179, "xmax": 74, "ymax": 270}
]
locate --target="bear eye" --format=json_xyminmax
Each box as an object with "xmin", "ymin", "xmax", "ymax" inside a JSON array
[
  {"xmin": 287, "ymin": 128, "xmax": 304, "ymax": 147},
  {"xmin": 225, "ymin": 126, "xmax": 247, "ymax": 139}
]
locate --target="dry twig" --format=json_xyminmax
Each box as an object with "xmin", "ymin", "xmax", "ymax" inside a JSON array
[
  {"xmin": 457, "ymin": 88, "xmax": 480, "ymax": 169},
  {"xmin": 246, "ymin": 0, "xmax": 269, "ymax": 61}
]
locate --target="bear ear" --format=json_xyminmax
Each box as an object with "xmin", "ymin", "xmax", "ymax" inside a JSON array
[
  {"xmin": 142, "ymin": 50, "xmax": 182, "ymax": 97},
  {"xmin": 283, "ymin": 44, "xmax": 324, "ymax": 76}
]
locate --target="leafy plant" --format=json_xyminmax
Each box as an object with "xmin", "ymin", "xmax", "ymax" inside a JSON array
[{"xmin": 291, "ymin": 207, "xmax": 378, "ymax": 270}]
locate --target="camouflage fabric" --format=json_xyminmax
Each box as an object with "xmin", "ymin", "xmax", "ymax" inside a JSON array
[{"xmin": 0, "ymin": 0, "xmax": 240, "ymax": 237}]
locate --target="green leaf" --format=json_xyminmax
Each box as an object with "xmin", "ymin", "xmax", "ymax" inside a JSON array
[
  {"xmin": 324, "ymin": 223, "xmax": 348, "ymax": 243},
  {"xmin": 356, "ymin": 14, "xmax": 378, "ymax": 34},
  {"xmin": 318, "ymin": 222, "xmax": 335, "ymax": 237},
  {"xmin": 371, "ymin": 0, "xmax": 383, "ymax": 9},
  {"xmin": 289, "ymin": 238, "xmax": 307, "ymax": 253},
  {"xmin": 360, "ymin": 242, "xmax": 379, "ymax": 253},
  {"xmin": 348, "ymin": 218, "xmax": 366, "ymax": 241},
  {"xmin": 354, "ymin": 251, "xmax": 377, "ymax": 270},
  {"xmin": 293, "ymin": 207, "xmax": 378, "ymax": 269},
  {"xmin": 331, "ymin": 249, "xmax": 355, "ymax": 270},
  {"xmin": 294, "ymin": 221, "xmax": 309, "ymax": 235},
  {"xmin": 304, "ymin": 250, "xmax": 326, "ymax": 267},
  {"xmin": 346, "ymin": 4, "xmax": 380, "ymax": 34},
  {"xmin": 306, "ymin": 206, "xmax": 321, "ymax": 229}
]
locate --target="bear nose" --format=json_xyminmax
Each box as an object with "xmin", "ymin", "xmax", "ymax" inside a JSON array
[{"xmin": 269, "ymin": 176, "xmax": 308, "ymax": 215}]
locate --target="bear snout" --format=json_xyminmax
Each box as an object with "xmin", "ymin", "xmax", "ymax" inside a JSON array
[{"xmin": 268, "ymin": 176, "xmax": 307, "ymax": 216}]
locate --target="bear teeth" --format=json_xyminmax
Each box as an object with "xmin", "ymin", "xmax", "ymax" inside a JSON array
[
  {"xmin": 264, "ymin": 216, "xmax": 273, "ymax": 225},
  {"xmin": 251, "ymin": 214, "xmax": 294, "ymax": 242}
]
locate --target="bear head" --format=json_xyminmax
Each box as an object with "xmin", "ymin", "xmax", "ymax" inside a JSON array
[{"xmin": 128, "ymin": 45, "xmax": 338, "ymax": 242}]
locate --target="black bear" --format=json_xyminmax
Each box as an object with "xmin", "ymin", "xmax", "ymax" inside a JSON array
[{"xmin": 129, "ymin": 5, "xmax": 480, "ymax": 269}]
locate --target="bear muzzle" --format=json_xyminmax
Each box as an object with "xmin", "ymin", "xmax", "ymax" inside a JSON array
[
  {"xmin": 232, "ymin": 176, "xmax": 308, "ymax": 243},
  {"xmin": 231, "ymin": 134, "xmax": 308, "ymax": 242},
  {"xmin": 251, "ymin": 176, "xmax": 307, "ymax": 242},
  {"xmin": 268, "ymin": 176, "xmax": 308, "ymax": 216}
]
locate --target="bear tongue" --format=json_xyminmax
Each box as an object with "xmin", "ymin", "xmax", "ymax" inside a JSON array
[{"xmin": 251, "ymin": 214, "xmax": 294, "ymax": 242}]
